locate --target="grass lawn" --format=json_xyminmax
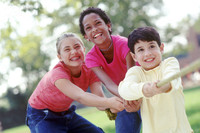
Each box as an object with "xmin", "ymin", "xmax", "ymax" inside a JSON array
[
  {"xmin": 184, "ymin": 86, "xmax": 200, "ymax": 133},
  {"xmin": 3, "ymin": 86, "xmax": 200, "ymax": 133}
]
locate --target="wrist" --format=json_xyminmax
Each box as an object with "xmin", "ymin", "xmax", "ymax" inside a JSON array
[{"xmin": 105, "ymin": 97, "xmax": 111, "ymax": 108}]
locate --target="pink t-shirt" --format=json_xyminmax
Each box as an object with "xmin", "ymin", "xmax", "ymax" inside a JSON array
[
  {"xmin": 28, "ymin": 61, "xmax": 99, "ymax": 112},
  {"xmin": 85, "ymin": 35, "xmax": 129, "ymax": 85}
]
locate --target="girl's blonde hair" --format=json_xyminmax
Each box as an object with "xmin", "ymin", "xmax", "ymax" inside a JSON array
[{"xmin": 56, "ymin": 33, "xmax": 84, "ymax": 54}]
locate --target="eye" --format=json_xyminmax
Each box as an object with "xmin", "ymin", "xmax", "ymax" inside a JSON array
[
  {"xmin": 96, "ymin": 21, "xmax": 101, "ymax": 25},
  {"xmin": 150, "ymin": 45, "xmax": 155, "ymax": 49},
  {"xmin": 74, "ymin": 44, "xmax": 81, "ymax": 49},
  {"xmin": 64, "ymin": 48, "xmax": 70, "ymax": 52},
  {"xmin": 75, "ymin": 45, "xmax": 80, "ymax": 49},
  {"xmin": 137, "ymin": 48, "xmax": 144, "ymax": 52},
  {"xmin": 85, "ymin": 26, "xmax": 91, "ymax": 31}
]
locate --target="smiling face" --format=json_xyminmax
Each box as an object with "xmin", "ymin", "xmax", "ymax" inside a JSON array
[
  {"xmin": 57, "ymin": 36, "xmax": 85, "ymax": 69},
  {"xmin": 82, "ymin": 13, "xmax": 112, "ymax": 49},
  {"xmin": 132, "ymin": 40, "xmax": 164, "ymax": 71}
]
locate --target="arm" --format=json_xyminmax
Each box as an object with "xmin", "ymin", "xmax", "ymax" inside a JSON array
[
  {"xmin": 124, "ymin": 52, "xmax": 141, "ymax": 112},
  {"xmin": 142, "ymin": 58, "xmax": 180, "ymax": 97},
  {"xmin": 126, "ymin": 52, "xmax": 135, "ymax": 70},
  {"xmin": 91, "ymin": 67, "xmax": 120, "ymax": 97},
  {"xmin": 55, "ymin": 79, "xmax": 124, "ymax": 111},
  {"xmin": 118, "ymin": 67, "xmax": 145, "ymax": 100},
  {"xmin": 89, "ymin": 81, "xmax": 106, "ymax": 111},
  {"xmin": 90, "ymin": 82, "xmax": 124, "ymax": 113}
]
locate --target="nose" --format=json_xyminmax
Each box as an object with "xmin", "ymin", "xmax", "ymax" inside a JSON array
[
  {"xmin": 144, "ymin": 50, "xmax": 151, "ymax": 57},
  {"xmin": 92, "ymin": 26, "xmax": 97, "ymax": 32},
  {"xmin": 71, "ymin": 49, "xmax": 77, "ymax": 54}
]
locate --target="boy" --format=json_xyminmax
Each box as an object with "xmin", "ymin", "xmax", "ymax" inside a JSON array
[{"xmin": 119, "ymin": 27, "xmax": 193, "ymax": 133}]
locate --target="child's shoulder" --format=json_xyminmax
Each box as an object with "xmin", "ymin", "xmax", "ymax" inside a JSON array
[
  {"xmin": 82, "ymin": 63, "xmax": 93, "ymax": 73},
  {"xmin": 128, "ymin": 65, "xmax": 142, "ymax": 74},
  {"xmin": 112, "ymin": 35, "xmax": 127, "ymax": 43},
  {"xmin": 163, "ymin": 57, "xmax": 179, "ymax": 64}
]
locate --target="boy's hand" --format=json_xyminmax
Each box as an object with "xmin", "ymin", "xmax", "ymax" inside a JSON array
[
  {"xmin": 123, "ymin": 99, "xmax": 142, "ymax": 112},
  {"xmin": 142, "ymin": 82, "xmax": 161, "ymax": 97},
  {"xmin": 143, "ymin": 81, "xmax": 171, "ymax": 97}
]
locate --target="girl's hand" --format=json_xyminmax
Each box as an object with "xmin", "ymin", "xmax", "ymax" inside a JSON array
[
  {"xmin": 108, "ymin": 97, "xmax": 124, "ymax": 112},
  {"xmin": 110, "ymin": 108, "xmax": 119, "ymax": 113}
]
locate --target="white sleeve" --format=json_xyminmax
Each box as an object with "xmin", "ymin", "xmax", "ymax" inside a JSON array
[
  {"xmin": 118, "ymin": 67, "xmax": 145, "ymax": 100},
  {"xmin": 162, "ymin": 57, "xmax": 182, "ymax": 92}
]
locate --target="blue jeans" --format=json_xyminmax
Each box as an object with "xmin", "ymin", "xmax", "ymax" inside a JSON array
[
  {"xmin": 25, "ymin": 104, "xmax": 104, "ymax": 133},
  {"xmin": 115, "ymin": 109, "xmax": 141, "ymax": 133}
]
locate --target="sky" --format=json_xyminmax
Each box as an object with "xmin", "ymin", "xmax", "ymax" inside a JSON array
[{"xmin": 0, "ymin": 0, "xmax": 200, "ymax": 96}]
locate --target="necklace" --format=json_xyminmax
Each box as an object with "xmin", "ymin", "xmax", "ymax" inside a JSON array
[{"xmin": 99, "ymin": 42, "xmax": 113, "ymax": 52}]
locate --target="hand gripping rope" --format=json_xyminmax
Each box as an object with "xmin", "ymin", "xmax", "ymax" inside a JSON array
[
  {"xmin": 157, "ymin": 58, "xmax": 200, "ymax": 87},
  {"xmin": 106, "ymin": 58, "xmax": 200, "ymax": 121}
]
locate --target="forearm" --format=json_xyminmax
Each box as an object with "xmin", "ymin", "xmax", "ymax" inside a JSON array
[
  {"xmin": 126, "ymin": 52, "xmax": 135, "ymax": 70},
  {"xmin": 77, "ymin": 92, "xmax": 124, "ymax": 112},
  {"xmin": 91, "ymin": 67, "xmax": 120, "ymax": 97},
  {"xmin": 77, "ymin": 92, "xmax": 110, "ymax": 108},
  {"xmin": 96, "ymin": 106, "xmax": 107, "ymax": 111},
  {"xmin": 103, "ymin": 83, "xmax": 119, "ymax": 97}
]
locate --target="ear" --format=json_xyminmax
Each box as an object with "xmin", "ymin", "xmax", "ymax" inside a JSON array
[
  {"xmin": 107, "ymin": 23, "xmax": 112, "ymax": 33},
  {"xmin": 130, "ymin": 52, "xmax": 137, "ymax": 62},
  {"xmin": 57, "ymin": 54, "xmax": 62, "ymax": 61},
  {"xmin": 160, "ymin": 43, "xmax": 164, "ymax": 54}
]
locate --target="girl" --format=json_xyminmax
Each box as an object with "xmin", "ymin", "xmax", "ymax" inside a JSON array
[
  {"xmin": 79, "ymin": 7, "xmax": 141, "ymax": 133},
  {"xmin": 25, "ymin": 33, "xmax": 124, "ymax": 133}
]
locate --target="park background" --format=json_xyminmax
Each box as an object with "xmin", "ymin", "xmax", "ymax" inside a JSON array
[{"xmin": 0, "ymin": 0, "xmax": 200, "ymax": 132}]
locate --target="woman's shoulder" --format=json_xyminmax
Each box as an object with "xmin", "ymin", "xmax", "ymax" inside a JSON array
[{"xmin": 112, "ymin": 35, "xmax": 127, "ymax": 43}]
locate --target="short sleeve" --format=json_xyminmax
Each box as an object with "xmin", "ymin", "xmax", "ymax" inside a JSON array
[
  {"xmin": 50, "ymin": 67, "xmax": 70, "ymax": 84},
  {"xmin": 113, "ymin": 35, "xmax": 129, "ymax": 59}
]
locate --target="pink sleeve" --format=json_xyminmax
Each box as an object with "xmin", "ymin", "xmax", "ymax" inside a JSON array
[
  {"xmin": 85, "ymin": 51, "xmax": 101, "ymax": 68},
  {"xmin": 89, "ymin": 70, "xmax": 100, "ymax": 85},
  {"xmin": 114, "ymin": 35, "xmax": 130, "ymax": 60},
  {"xmin": 50, "ymin": 68, "xmax": 70, "ymax": 84}
]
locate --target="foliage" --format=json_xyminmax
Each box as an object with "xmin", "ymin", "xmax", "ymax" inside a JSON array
[
  {"xmin": 43, "ymin": 0, "xmax": 164, "ymax": 37},
  {"xmin": 0, "ymin": 16, "xmax": 50, "ymax": 129},
  {"xmin": 7, "ymin": 0, "xmax": 43, "ymax": 16},
  {"xmin": 163, "ymin": 43, "xmax": 191, "ymax": 59},
  {"xmin": 7, "ymin": 0, "xmax": 164, "ymax": 50},
  {"xmin": 0, "ymin": 22, "xmax": 50, "ymax": 96},
  {"xmin": 193, "ymin": 15, "xmax": 200, "ymax": 33}
]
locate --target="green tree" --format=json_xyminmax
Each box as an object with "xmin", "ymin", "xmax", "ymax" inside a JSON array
[
  {"xmin": 9, "ymin": 0, "xmax": 163, "ymax": 50},
  {"xmin": 0, "ymin": 20, "xmax": 51, "ymax": 129},
  {"xmin": 44, "ymin": 0, "xmax": 164, "ymax": 39}
]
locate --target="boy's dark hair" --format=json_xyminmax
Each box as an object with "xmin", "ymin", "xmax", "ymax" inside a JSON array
[
  {"xmin": 79, "ymin": 7, "xmax": 112, "ymax": 36},
  {"xmin": 128, "ymin": 26, "xmax": 161, "ymax": 53}
]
